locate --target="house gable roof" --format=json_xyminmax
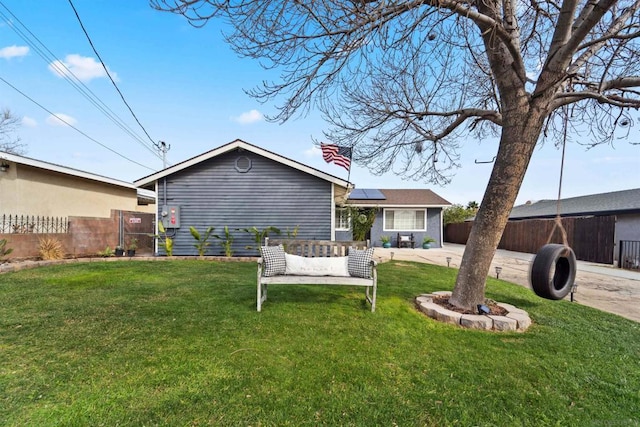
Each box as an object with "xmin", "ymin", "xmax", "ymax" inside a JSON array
[
  {"xmin": 134, "ymin": 139, "xmax": 351, "ymax": 189},
  {"xmin": 1, "ymin": 150, "xmax": 137, "ymax": 189},
  {"xmin": 510, "ymin": 188, "xmax": 640, "ymax": 219},
  {"xmin": 1, "ymin": 151, "xmax": 155, "ymax": 203},
  {"xmin": 347, "ymin": 188, "xmax": 451, "ymax": 207}
]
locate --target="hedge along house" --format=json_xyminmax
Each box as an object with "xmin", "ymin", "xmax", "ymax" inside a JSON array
[
  {"xmin": 336, "ymin": 189, "xmax": 451, "ymax": 248},
  {"xmin": 134, "ymin": 140, "xmax": 353, "ymax": 257}
]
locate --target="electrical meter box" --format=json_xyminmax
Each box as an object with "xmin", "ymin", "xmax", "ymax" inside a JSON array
[{"xmin": 161, "ymin": 205, "xmax": 181, "ymax": 228}]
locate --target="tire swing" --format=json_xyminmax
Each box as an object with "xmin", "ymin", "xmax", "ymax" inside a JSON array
[
  {"xmin": 530, "ymin": 240, "xmax": 576, "ymax": 300},
  {"xmin": 530, "ymin": 110, "xmax": 577, "ymax": 300}
]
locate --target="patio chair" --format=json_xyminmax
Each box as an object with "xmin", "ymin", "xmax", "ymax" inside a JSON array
[{"xmin": 397, "ymin": 233, "xmax": 415, "ymax": 248}]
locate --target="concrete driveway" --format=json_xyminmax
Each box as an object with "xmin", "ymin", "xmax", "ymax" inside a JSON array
[{"xmin": 374, "ymin": 244, "xmax": 640, "ymax": 323}]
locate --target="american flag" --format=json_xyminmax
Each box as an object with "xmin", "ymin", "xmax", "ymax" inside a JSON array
[{"xmin": 321, "ymin": 143, "xmax": 352, "ymax": 171}]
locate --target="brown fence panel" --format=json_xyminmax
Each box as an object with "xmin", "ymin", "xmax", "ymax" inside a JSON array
[
  {"xmin": 572, "ymin": 216, "xmax": 615, "ymax": 264},
  {"xmin": 445, "ymin": 215, "xmax": 615, "ymax": 264},
  {"xmin": 444, "ymin": 222, "xmax": 473, "ymax": 244}
]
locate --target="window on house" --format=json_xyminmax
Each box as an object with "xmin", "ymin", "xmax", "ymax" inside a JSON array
[
  {"xmin": 335, "ymin": 208, "xmax": 350, "ymax": 230},
  {"xmin": 384, "ymin": 209, "xmax": 426, "ymax": 231}
]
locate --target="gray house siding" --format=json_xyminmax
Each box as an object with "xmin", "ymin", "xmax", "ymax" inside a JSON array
[
  {"xmin": 339, "ymin": 207, "xmax": 444, "ymax": 248},
  {"xmin": 614, "ymin": 213, "xmax": 640, "ymax": 263},
  {"xmin": 335, "ymin": 230, "xmax": 352, "ymax": 241},
  {"xmin": 157, "ymin": 150, "xmax": 332, "ymax": 256}
]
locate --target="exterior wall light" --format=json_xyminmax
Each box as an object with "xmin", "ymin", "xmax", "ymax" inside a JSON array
[{"xmin": 0, "ymin": 162, "xmax": 9, "ymax": 172}]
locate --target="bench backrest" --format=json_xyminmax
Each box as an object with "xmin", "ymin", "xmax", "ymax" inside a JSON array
[{"xmin": 265, "ymin": 238, "xmax": 369, "ymax": 257}]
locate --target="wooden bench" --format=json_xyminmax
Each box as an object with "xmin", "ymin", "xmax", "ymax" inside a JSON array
[
  {"xmin": 397, "ymin": 233, "xmax": 415, "ymax": 248},
  {"xmin": 257, "ymin": 239, "xmax": 377, "ymax": 312}
]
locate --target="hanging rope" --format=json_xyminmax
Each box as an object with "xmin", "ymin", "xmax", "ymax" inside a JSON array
[
  {"xmin": 530, "ymin": 105, "xmax": 577, "ymax": 300},
  {"xmin": 546, "ymin": 107, "xmax": 570, "ymax": 247}
]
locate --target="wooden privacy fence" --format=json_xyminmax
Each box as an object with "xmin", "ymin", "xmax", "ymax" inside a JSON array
[{"xmin": 445, "ymin": 215, "xmax": 615, "ymax": 264}]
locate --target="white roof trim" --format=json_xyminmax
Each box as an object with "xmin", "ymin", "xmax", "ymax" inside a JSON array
[
  {"xmin": 349, "ymin": 203, "xmax": 449, "ymax": 208},
  {"xmin": 1, "ymin": 151, "xmax": 137, "ymax": 189},
  {"xmin": 134, "ymin": 139, "xmax": 351, "ymax": 188}
]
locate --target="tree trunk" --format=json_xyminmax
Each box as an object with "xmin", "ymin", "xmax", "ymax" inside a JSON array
[{"xmin": 449, "ymin": 108, "xmax": 546, "ymax": 310}]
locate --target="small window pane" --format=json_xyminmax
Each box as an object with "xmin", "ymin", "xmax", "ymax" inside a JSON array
[
  {"xmin": 335, "ymin": 208, "xmax": 350, "ymax": 230},
  {"xmin": 384, "ymin": 209, "xmax": 426, "ymax": 231},
  {"xmin": 385, "ymin": 210, "xmax": 394, "ymax": 229}
]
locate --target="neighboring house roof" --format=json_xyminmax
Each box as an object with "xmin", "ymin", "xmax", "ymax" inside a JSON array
[
  {"xmin": 134, "ymin": 139, "xmax": 352, "ymax": 190},
  {"xmin": 0, "ymin": 150, "xmax": 156, "ymax": 203},
  {"xmin": 510, "ymin": 188, "xmax": 640, "ymax": 219},
  {"xmin": 347, "ymin": 188, "xmax": 451, "ymax": 207}
]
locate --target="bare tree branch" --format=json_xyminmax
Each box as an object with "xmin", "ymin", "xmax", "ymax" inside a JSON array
[{"xmin": 0, "ymin": 109, "xmax": 26, "ymax": 155}]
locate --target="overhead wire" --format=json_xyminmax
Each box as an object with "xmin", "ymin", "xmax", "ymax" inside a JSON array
[
  {"xmin": 0, "ymin": 1, "xmax": 163, "ymax": 162},
  {"xmin": 0, "ymin": 75, "xmax": 156, "ymax": 171},
  {"xmin": 67, "ymin": 0, "xmax": 161, "ymax": 151}
]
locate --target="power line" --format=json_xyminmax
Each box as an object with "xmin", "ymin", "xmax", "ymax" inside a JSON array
[
  {"xmin": 0, "ymin": 76, "xmax": 156, "ymax": 171},
  {"xmin": 0, "ymin": 1, "xmax": 163, "ymax": 161},
  {"xmin": 67, "ymin": 0, "xmax": 164, "ymax": 153}
]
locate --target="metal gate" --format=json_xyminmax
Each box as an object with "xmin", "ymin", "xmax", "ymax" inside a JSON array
[
  {"xmin": 619, "ymin": 240, "xmax": 640, "ymax": 270},
  {"xmin": 117, "ymin": 211, "xmax": 155, "ymax": 255}
]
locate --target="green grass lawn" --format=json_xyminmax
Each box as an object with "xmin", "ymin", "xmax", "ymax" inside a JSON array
[{"xmin": 1, "ymin": 260, "xmax": 639, "ymax": 426}]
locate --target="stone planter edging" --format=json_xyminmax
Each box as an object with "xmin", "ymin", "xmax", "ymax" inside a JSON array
[{"xmin": 415, "ymin": 291, "xmax": 531, "ymax": 332}]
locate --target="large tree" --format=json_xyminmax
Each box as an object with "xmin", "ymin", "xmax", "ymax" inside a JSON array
[{"xmin": 151, "ymin": 0, "xmax": 640, "ymax": 309}]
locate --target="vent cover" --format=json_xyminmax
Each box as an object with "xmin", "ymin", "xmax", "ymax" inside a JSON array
[{"xmin": 235, "ymin": 156, "xmax": 252, "ymax": 173}]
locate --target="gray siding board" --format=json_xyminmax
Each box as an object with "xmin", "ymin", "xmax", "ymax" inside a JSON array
[
  {"xmin": 614, "ymin": 213, "xmax": 640, "ymax": 262},
  {"xmin": 156, "ymin": 150, "xmax": 332, "ymax": 256}
]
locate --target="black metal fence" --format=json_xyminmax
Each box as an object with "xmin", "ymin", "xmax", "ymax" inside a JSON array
[
  {"xmin": 0, "ymin": 214, "xmax": 69, "ymax": 234},
  {"xmin": 619, "ymin": 240, "xmax": 640, "ymax": 270}
]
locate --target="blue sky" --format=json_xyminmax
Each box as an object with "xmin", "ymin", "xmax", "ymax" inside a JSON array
[{"xmin": 0, "ymin": 0, "xmax": 638, "ymax": 206}]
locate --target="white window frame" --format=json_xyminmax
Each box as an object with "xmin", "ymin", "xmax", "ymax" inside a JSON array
[
  {"xmin": 335, "ymin": 207, "xmax": 351, "ymax": 231},
  {"xmin": 383, "ymin": 208, "xmax": 427, "ymax": 232}
]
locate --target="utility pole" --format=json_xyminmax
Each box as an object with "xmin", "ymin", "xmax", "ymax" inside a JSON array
[{"xmin": 158, "ymin": 140, "xmax": 170, "ymax": 169}]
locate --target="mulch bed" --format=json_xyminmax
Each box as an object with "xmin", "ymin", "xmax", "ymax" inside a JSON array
[{"xmin": 432, "ymin": 295, "xmax": 508, "ymax": 316}]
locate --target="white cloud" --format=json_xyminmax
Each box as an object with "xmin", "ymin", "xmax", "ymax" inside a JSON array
[
  {"xmin": 231, "ymin": 109, "xmax": 263, "ymax": 124},
  {"xmin": 304, "ymin": 145, "xmax": 321, "ymax": 157},
  {"xmin": 48, "ymin": 54, "xmax": 118, "ymax": 82},
  {"xmin": 21, "ymin": 116, "xmax": 37, "ymax": 127},
  {"xmin": 46, "ymin": 113, "xmax": 77, "ymax": 127},
  {"xmin": 0, "ymin": 45, "xmax": 29, "ymax": 59}
]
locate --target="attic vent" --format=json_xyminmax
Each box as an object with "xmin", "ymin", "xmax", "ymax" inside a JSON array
[{"xmin": 235, "ymin": 156, "xmax": 252, "ymax": 173}]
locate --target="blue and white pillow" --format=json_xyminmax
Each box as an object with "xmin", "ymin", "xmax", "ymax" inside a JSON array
[
  {"xmin": 260, "ymin": 244, "xmax": 286, "ymax": 277},
  {"xmin": 348, "ymin": 247, "xmax": 374, "ymax": 278}
]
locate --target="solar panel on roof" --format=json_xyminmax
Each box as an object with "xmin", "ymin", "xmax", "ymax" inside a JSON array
[
  {"xmin": 363, "ymin": 189, "xmax": 386, "ymax": 199},
  {"xmin": 349, "ymin": 188, "xmax": 386, "ymax": 200},
  {"xmin": 349, "ymin": 188, "xmax": 367, "ymax": 199}
]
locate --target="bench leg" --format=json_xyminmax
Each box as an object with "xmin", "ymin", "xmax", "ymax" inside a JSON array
[
  {"xmin": 257, "ymin": 282, "xmax": 267, "ymax": 312},
  {"xmin": 365, "ymin": 285, "xmax": 377, "ymax": 312}
]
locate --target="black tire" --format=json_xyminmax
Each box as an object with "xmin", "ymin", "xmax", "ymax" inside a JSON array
[{"xmin": 530, "ymin": 244, "xmax": 577, "ymax": 300}]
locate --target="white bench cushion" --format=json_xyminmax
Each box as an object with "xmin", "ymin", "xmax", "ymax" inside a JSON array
[{"xmin": 284, "ymin": 253, "xmax": 350, "ymax": 277}]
